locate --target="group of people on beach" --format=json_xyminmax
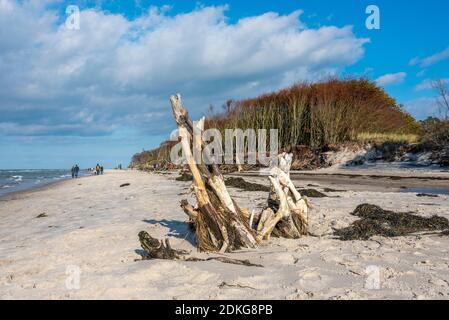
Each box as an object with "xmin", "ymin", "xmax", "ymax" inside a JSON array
[
  {"xmin": 72, "ymin": 164, "xmax": 106, "ymax": 178},
  {"xmin": 94, "ymin": 164, "xmax": 104, "ymax": 175},
  {"xmin": 85, "ymin": 164, "xmax": 104, "ymax": 175},
  {"xmin": 70, "ymin": 164, "xmax": 80, "ymax": 178}
]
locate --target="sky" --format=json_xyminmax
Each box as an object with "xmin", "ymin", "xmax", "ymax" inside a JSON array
[{"xmin": 0, "ymin": 0, "xmax": 448, "ymax": 169}]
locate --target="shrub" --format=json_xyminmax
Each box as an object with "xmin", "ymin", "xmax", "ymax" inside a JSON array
[
  {"xmin": 420, "ymin": 117, "xmax": 449, "ymax": 150},
  {"xmin": 206, "ymin": 78, "xmax": 420, "ymax": 148}
]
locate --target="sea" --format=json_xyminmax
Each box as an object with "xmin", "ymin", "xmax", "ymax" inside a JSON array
[{"xmin": 0, "ymin": 169, "xmax": 87, "ymax": 197}]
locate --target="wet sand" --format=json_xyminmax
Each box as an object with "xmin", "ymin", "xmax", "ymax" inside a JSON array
[{"xmin": 232, "ymin": 170, "xmax": 449, "ymax": 194}]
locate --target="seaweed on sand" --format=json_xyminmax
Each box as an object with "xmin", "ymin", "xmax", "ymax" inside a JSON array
[
  {"xmin": 334, "ymin": 204, "xmax": 449, "ymax": 240},
  {"xmin": 175, "ymin": 172, "xmax": 193, "ymax": 182},
  {"xmin": 323, "ymin": 187, "xmax": 346, "ymax": 193},
  {"xmin": 36, "ymin": 212, "xmax": 48, "ymax": 218},
  {"xmin": 225, "ymin": 177, "xmax": 270, "ymax": 192},
  {"xmin": 298, "ymin": 189, "xmax": 328, "ymax": 198},
  {"xmin": 416, "ymin": 193, "xmax": 439, "ymax": 198},
  {"xmin": 225, "ymin": 177, "xmax": 327, "ymax": 197}
]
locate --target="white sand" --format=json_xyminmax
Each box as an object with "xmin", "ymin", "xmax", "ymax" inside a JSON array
[{"xmin": 0, "ymin": 170, "xmax": 448, "ymax": 300}]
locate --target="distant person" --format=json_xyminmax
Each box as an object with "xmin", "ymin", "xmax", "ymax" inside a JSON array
[
  {"xmin": 95, "ymin": 164, "xmax": 100, "ymax": 175},
  {"xmin": 100, "ymin": 166, "xmax": 104, "ymax": 175},
  {"xmin": 74, "ymin": 164, "xmax": 80, "ymax": 178},
  {"xmin": 118, "ymin": 164, "xmax": 122, "ymax": 170},
  {"xmin": 71, "ymin": 166, "xmax": 75, "ymax": 179}
]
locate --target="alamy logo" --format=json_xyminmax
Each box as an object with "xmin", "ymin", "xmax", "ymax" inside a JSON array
[
  {"xmin": 65, "ymin": 265, "xmax": 81, "ymax": 290},
  {"xmin": 65, "ymin": 5, "xmax": 80, "ymax": 30},
  {"xmin": 365, "ymin": 265, "xmax": 381, "ymax": 290},
  {"xmin": 169, "ymin": 122, "xmax": 279, "ymax": 166},
  {"xmin": 365, "ymin": 5, "xmax": 380, "ymax": 30}
]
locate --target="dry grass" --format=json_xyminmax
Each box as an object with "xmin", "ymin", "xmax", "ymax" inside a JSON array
[{"xmin": 357, "ymin": 132, "xmax": 419, "ymax": 143}]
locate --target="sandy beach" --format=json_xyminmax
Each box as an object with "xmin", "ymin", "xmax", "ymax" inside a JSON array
[{"xmin": 1, "ymin": 169, "xmax": 448, "ymax": 300}]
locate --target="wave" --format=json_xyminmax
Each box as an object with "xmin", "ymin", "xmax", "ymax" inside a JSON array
[
  {"xmin": 0, "ymin": 169, "xmax": 76, "ymax": 197},
  {"xmin": 11, "ymin": 175, "xmax": 23, "ymax": 182}
]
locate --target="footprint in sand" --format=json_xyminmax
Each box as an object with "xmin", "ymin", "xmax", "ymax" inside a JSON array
[
  {"xmin": 274, "ymin": 252, "xmax": 296, "ymax": 265},
  {"xmin": 297, "ymin": 269, "xmax": 329, "ymax": 291}
]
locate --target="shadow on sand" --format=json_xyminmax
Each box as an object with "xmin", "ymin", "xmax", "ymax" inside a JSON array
[{"xmin": 142, "ymin": 219, "xmax": 196, "ymax": 246}]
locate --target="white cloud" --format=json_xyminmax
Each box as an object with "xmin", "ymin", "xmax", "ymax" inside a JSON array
[
  {"xmin": 410, "ymin": 46, "xmax": 449, "ymax": 68},
  {"xmin": 0, "ymin": 1, "xmax": 368, "ymax": 137},
  {"xmin": 403, "ymin": 97, "xmax": 440, "ymax": 120},
  {"xmin": 421, "ymin": 46, "xmax": 449, "ymax": 67},
  {"xmin": 416, "ymin": 69, "xmax": 426, "ymax": 77},
  {"xmin": 415, "ymin": 78, "xmax": 449, "ymax": 91},
  {"xmin": 409, "ymin": 57, "xmax": 419, "ymax": 66},
  {"xmin": 375, "ymin": 72, "xmax": 406, "ymax": 87}
]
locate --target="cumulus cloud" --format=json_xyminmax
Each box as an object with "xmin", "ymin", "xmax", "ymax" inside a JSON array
[
  {"xmin": 375, "ymin": 72, "xmax": 406, "ymax": 87},
  {"xmin": 0, "ymin": 1, "xmax": 368, "ymax": 137}
]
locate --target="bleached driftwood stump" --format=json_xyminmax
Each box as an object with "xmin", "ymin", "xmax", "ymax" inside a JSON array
[
  {"xmin": 255, "ymin": 152, "xmax": 309, "ymax": 240},
  {"xmin": 139, "ymin": 94, "xmax": 309, "ymax": 257}
]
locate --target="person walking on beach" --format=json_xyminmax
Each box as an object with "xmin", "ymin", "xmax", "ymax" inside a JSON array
[
  {"xmin": 74, "ymin": 164, "xmax": 80, "ymax": 178},
  {"xmin": 95, "ymin": 164, "xmax": 100, "ymax": 175},
  {"xmin": 100, "ymin": 165, "xmax": 104, "ymax": 175},
  {"xmin": 71, "ymin": 165, "xmax": 76, "ymax": 179}
]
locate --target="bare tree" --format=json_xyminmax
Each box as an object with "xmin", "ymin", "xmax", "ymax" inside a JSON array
[{"xmin": 432, "ymin": 79, "xmax": 449, "ymax": 119}]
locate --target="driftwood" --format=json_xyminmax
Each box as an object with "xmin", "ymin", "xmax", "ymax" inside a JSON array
[
  {"xmin": 170, "ymin": 94, "xmax": 258, "ymax": 252},
  {"xmin": 138, "ymin": 231, "xmax": 263, "ymax": 267},
  {"xmin": 256, "ymin": 152, "xmax": 309, "ymax": 240},
  {"xmin": 137, "ymin": 94, "xmax": 310, "ymax": 261},
  {"xmin": 138, "ymin": 231, "xmax": 189, "ymax": 260},
  {"xmin": 169, "ymin": 94, "xmax": 309, "ymax": 252}
]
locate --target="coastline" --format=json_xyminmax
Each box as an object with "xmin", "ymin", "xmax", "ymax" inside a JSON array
[
  {"xmin": 4, "ymin": 166, "xmax": 449, "ymax": 202},
  {"xmin": 231, "ymin": 169, "xmax": 449, "ymax": 194},
  {"xmin": 0, "ymin": 175, "xmax": 87, "ymax": 201}
]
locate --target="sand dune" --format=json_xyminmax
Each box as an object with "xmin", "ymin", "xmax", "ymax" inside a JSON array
[{"xmin": 0, "ymin": 170, "xmax": 448, "ymax": 299}]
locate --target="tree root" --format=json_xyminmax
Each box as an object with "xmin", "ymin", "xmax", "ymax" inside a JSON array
[
  {"xmin": 185, "ymin": 256, "xmax": 263, "ymax": 267},
  {"xmin": 138, "ymin": 231, "xmax": 263, "ymax": 267},
  {"xmin": 138, "ymin": 231, "xmax": 189, "ymax": 260}
]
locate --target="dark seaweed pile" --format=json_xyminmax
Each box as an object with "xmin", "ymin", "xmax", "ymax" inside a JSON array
[
  {"xmin": 334, "ymin": 204, "xmax": 449, "ymax": 240},
  {"xmin": 298, "ymin": 189, "xmax": 328, "ymax": 198},
  {"xmin": 323, "ymin": 188, "xmax": 346, "ymax": 193},
  {"xmin": 416, "ymin": 193, "xmax": 439, "ymax": 198},
  {"xmin": 225, "ymin": 177, "xmax": 270, "ymax": 192},
  {"xmin": 175, "ymin": 172, "xmax": 193, "ymax": 182},
  {"xmin": 225, "ymin": 177, "xmax": 329, "ymax": 197}
]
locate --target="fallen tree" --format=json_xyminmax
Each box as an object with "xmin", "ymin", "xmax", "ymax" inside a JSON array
[{"xmin": 139, "ymin": 94, "xmax": 309, "ymax": 257}]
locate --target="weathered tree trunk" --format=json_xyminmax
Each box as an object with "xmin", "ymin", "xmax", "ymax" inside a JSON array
[
  {"xmin": 255, "ymin": 152, "xmax": 309, "ymax": 240},
  {"xmin": 170, "ymin": 94, "xmax": 258, "ymax": 252},
  {"xmin": 170, "ymin": 94, "xmax": 309, "ymax": 253},
  {"xmin": 138, "ymin": 231, "xmax": 189, "ymax": 260}
]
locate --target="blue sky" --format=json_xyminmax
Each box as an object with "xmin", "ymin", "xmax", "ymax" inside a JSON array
[{"xmin": 0, "ymin": 0, "xmax": 448, "ymax": 169}]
